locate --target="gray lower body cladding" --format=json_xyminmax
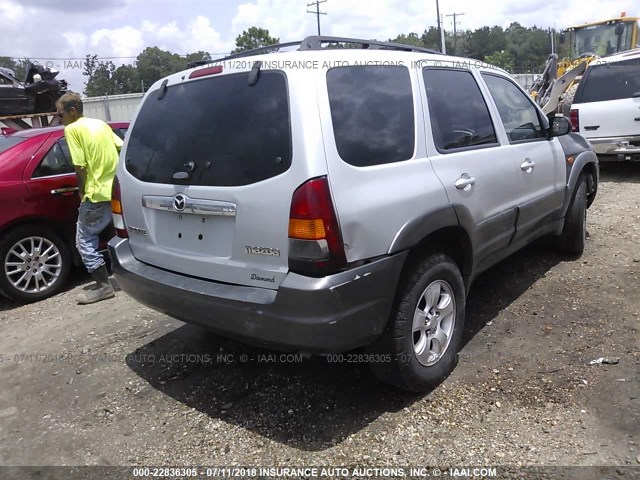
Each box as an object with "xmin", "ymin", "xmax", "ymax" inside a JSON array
[{"xmin": 108, "ymin": 238, "xmax": 407, "ymax": 353}]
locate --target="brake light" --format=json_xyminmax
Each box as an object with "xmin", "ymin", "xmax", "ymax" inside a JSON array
[
  {"xmin": 111, "ymin": 176, "xmax": 128, "ymax": 238},
  {"xmin": 189, "ymin": 65, "xmax": 223, "ymax": 79},
  {"xmin": 569, "ymin": 109, "xmax": 579, "ymax": 132},
  {"xmin": 288, "ymin": 177, "xmax": 347, "ymax": 276}
]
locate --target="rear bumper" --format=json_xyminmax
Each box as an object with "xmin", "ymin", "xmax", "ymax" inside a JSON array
[
  {"xmin": 108, "ymin": 238, "xmax": 407, "ymax": 353},
  {"xmin": 588, "ymin": 135, "xmax": 640, "ymax": 159}
]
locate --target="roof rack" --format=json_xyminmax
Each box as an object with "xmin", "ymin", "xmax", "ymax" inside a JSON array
[
  {"xmin": 301, "ymin": 36, "xmax": 443, "ymax": 55},
  {"xmin": 215, "ymin": 35, "xmax": 444, "ymax": 62}
]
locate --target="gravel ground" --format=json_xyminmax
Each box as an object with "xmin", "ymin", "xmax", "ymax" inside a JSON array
[{"xmin": 0, "ymin": 163, "xmax": 638, "ymax": 476}]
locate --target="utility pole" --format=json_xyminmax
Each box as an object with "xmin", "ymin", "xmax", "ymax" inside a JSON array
[
  {"xmin": 435, "ymin": 0, "xmax": 443, "ymax": 53},
  {"xmin": 307, "ymin": 0, "xmax": 327, "ymax": 36},
  {"xmin": 446, "ymin": 12, "xmax": 465, "ymax": 55}
]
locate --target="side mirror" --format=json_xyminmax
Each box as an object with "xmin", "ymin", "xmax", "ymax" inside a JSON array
[
  {"xmin": 559, "ymin": 32, "xmax": 566, "ymax": 44},
  {"xmin": 549, "ymin": 115, "xmax": 571, "ymax": 137}
]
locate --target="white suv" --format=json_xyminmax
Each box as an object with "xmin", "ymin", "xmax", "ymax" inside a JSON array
[
  {"xmin": 109, "ymin": 36, "xmax": 598, "ymax": 392},
  {"xmin": 570, "ymin": 49, "xmax": 640, "ymax": 160}
]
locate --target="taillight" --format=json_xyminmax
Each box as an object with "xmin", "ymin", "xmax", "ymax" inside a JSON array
[
  {"xmin": 288, "ymin": 177, "xmax": 347, "ymax": 276},
  {"xmin": 189, "ymin": 65, "xmax": 223, "ymax": 79},
  {"xmin": 569, "ymin": 109, "xmax": 579, "ymax": 132},
  {"xmin": 111, "ymin": 176, "xmax": 128, "ymax": 238}
]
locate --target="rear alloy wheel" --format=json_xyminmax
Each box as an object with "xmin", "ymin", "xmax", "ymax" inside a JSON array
[
  {"xmin": 367, "ymin": 253, "xmax": 465, "ymax": 392},
  {"xmin": 412, "ymin": 280, "xmax": 457, "ymax": 366},
  {"xmin": 0, "ymin": 226, "xmax": 71, "ymax": 303}
]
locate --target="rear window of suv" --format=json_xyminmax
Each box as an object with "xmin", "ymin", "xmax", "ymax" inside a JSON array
[
  {"xmin": 576, "ymin": 59, "xmax": 640, "ymax": 103},
  {"xmin": 327, "ymin": 66, "xmax": 415, "ymax": 167},
  {"xmin": 125, "ymin": 71, "xmax": 291, "ymax": 186}
]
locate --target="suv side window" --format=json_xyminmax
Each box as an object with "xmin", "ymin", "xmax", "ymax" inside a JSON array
[
  {"xmin": 481, "ymin": 73, "xmax": 546, "ymax": 143},
  {"xmin": 32, "ymin": 140, "xmax": 72, "ymax": 178},
  {"xmin": 423, "ymin": 69, "xmax": 498, "ymax": 152},
  {"xmin": 327, "ymin": 66, "xmax": 415, "ymax": 167}
]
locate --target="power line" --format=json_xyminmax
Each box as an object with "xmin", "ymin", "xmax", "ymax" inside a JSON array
[{"xmin": 307, "ymin": 0, "xmax": 327, "ymax": 36}]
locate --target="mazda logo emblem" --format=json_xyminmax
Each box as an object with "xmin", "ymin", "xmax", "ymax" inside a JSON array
[{"xmin": 173, "ymin": 194, "xmax": 186, "ymax": 212}]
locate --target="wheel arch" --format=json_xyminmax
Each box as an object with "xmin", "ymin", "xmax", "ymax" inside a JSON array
[{"xmin": 563, "ymin": 150, "xmax": 598, "ymax": 217}]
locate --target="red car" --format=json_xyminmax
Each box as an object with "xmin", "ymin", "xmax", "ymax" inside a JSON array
[{"xmin": 0, "ymin": 122, "xmax": 128, "ymax": 302}]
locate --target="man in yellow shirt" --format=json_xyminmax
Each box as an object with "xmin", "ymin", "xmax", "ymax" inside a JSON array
[{"xmin": 55, "ymin": 92, "xmax": 123, "ymax": 304}]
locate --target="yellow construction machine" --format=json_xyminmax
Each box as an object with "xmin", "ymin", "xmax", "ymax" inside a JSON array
[{"xmin": 531, "ymin": 14, "xmax": 639, "ymax": 114}]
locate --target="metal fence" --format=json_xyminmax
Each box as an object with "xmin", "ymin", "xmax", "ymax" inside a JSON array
[
  {"xmin": 511, "ymin": 73, "xmax": 539, "ymax": 91},
  {"xmin": 82, "ymin": 92, "xmax": 145, "ymax": 123}
]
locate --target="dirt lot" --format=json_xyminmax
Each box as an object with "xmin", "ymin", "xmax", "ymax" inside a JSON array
[{"xmin": 0, "ymin": 163, "xmax": 638, "ymax": 475}]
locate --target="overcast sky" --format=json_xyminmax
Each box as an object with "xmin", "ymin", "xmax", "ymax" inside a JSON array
[{"xmin": 0, "ymin": 0, "xmax": 637, "ymax": 92}]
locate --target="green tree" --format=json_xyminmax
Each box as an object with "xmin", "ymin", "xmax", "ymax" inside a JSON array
[
  {"xmin": 233, "ymin": 27, "xmax": 279, "ymax": 53},
  {"xmin": 83, "ymin": 54, "xmax": 99, "ymax": 80},
  {"xmin": 421, "ymin": 27, "xmax": 441, "ymax": 50},
  {"xmin": 390, "ymin": 32, "xmax": 425, "ymax": 48},
  {"xmin": 135, "ymin": 47, "xmax": 184, "ymax": 90},
  {"xmin": 113, "ymin": 64, "xmax": 140, "ymax": 94},
  {"xmin": 484, "ymin": 50, "xmax": 515, "ymax": 71},
  {"xmin": 462, "ymin": 26, "xmax": 507, "ymax": 61},
  {"xmin": 185, "ymin": 51, "xmax": 212, "ymax": 64},
  {"xmin": 84, "ymin": 60, "xmax": 118, "ymax": 96},
  {"xmin": 505, "ymin": 22, "xmax": 551, "ymax": 72}
]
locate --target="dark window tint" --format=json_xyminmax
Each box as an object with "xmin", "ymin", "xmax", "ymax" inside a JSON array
[
  {"xmin": 125, "ymin": 72, "xmax": 291, "ymax": 186},
  {"xmin": 578, "ymin": 60, "xmax": 640, "ymax": 103},
  {"xmin": 0, "ymin": 136, "xmax": 26, "ymax": 154},
  {"xmin": 327, "ymin": 66, "xmax": 415, "ymax": 166},
  {"xmin": 32, "ymin": 140, "xmax": 72, "ymax": 178},
  {"xmin": 113, "ymin": 127, "xmax": 127, "ymax": 140},
  {"xmin": 482, "ymin": 74, "xmax": 546, "ymax": 142},
  {"xmin": 58, "ymin": 138, "xmax": 73, "ymax": 168},
  {"xmin": 423, "ymin": 69, "xmax": 497, "ymax": 151}
]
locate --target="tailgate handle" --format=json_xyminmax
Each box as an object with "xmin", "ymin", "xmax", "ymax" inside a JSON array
[
  {"xmin": 584, "ymin": 125, "xmax": 600, "ymax": 131},
  {"xmin": 142, "ymin": 195, "xmax": 237, "ymax": 216},
  {"xmin": 51, "ymin": 186, "xmax": 79, "ymax": 195}
]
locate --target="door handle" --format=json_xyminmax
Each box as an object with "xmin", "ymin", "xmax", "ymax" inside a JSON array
[
  {"xmin": 51, "ymin": 186, "xmax": 79, "ymax": 195},
  {"xmin": 454, "ymin": 173, "xmax": 476, "ymax": 191},
  {"xmin": 520, "ymin": 159, "xmax": 535, "ymax": 173}
]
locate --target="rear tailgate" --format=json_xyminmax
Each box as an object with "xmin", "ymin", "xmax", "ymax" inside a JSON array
[
  {"xmin": 575, "ymin": 59, "xmax": 640, "ymax": 139},
  {"xmin": 118, "ymin": 67, "xmax": 321, "ymax": 289}
]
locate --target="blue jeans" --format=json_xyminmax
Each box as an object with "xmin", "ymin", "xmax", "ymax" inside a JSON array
[{"xmin": 76, "ymin": 201, "xmax": 112, "ymax": 273}]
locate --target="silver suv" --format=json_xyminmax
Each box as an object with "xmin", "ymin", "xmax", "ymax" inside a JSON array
[{"xmin": 109, "ymin": 36, "xmax": 598, "ymax": 392}]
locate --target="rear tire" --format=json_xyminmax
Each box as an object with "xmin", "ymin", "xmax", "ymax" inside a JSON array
[
  {"xmin": 557, "ymin": 174, "xmax": 587, "ymax": 255},
  {"xmin": 0, "ymin": 225, "xmax": 71, "ymax": 303},
  {"xmin": 367, "ymin": 253, "xmax": 465, "ymax": 392}
]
